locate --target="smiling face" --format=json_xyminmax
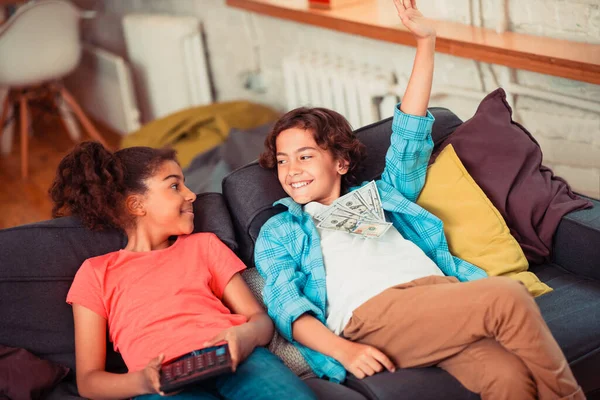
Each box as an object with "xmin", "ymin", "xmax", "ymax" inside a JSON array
[
  {"xmin": 275, "ymin": 127, "xmax": 348, "ymax": 205},
  {"xmin": 135, "ymin": 160, "xmax": 197, "ymax": 236}
]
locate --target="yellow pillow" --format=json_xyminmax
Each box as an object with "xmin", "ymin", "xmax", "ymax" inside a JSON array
[{"xmin": 416, "ymin": 145, "xmax": 552, "ymax": 297}]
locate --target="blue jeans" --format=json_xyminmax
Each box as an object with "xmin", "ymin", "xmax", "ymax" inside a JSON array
[{"xmin": 135, "ymin": 347, "xmax": 316, "ymax": 400}]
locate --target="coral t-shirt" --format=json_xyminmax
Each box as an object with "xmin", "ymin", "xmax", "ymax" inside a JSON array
[{"xmin": 66, "ymin": 233, "xmax": 247, "ymax": 372}]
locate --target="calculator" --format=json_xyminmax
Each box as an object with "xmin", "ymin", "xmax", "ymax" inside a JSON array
[{"xmin": 159, "ymin": 343, "xmax": 233, "ymax": 394}]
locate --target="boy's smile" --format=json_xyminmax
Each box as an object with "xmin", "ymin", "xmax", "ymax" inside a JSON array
[{"xmin": 276, "ymin": 127, "xmax": 348, "ymax": 205}]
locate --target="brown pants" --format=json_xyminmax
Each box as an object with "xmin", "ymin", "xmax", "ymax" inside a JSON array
[{"xmin": 342, "ymin": 276, "xmax": 585, "ymax": 400}]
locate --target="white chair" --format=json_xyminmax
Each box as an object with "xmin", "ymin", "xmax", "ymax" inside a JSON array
[{"xmin": 0, "ymin": 0, "xmax": 109, "ymax": 179}]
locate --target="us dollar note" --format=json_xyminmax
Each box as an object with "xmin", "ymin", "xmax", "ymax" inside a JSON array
[
  {"xmin": 356, "ymin": 181, "xmax": 385, "ymax": 221},
  {"xmin": 335, "ymin": 191, "xmax": 380, "ymax": 221},
  {"xmin": 317, "ymin": 211, "xmax": 392, "ymax": 238}
]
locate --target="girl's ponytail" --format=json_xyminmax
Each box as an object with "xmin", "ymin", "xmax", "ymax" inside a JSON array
[{"xmin": 50, "ymin": 142, "xmax": 125, "ymax": 230}]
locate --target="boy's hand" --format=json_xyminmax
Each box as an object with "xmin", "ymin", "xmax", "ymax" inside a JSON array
[
  {"xmin": 335, "ymin": 341, "xmax": 396, "ymax": 379},
  {"xmin": 204, "ymin": 325, "xmax": 255, "ymax": 372},
  {"xmin": 393, "ymin": 0, "xmax": 436, "ymax": 41},
  {"xmin": 142, "ymin": 354, "xmax": 165, "ymax": 395}
]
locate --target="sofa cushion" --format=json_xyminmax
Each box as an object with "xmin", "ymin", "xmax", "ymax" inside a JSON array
[
  {"xmin": 0, "ymin": 192, "xmax": 237, "ymax": 375},
  {"xmin": 433, "ymin": 89, "xmax": 592, "ymax": 265},
  {"xmin": 344, "ymin": 368, "xmax": 478, "ymax": 400},
  {"xmin": 0, "ymin": 216, "xmax": 126, "ymax": 373},
  {"xmin": 0, "ymin": 345, "xmax": 69, "ymax": 400},
  {"xmin": 44, "ymin": 380, "xmax": 82, "ymax": 400},
  {"xmin": 222, "ymin": 107, "xmax": 464, "ymax": 267},
  {"xmin": 304, "ymin": 377, "xmax": 367, "ymax": 400},
  {"xmin": 417, "ymin": 144, "xmax": 550, "ymax": 296},
  {"xmin": 532, "ymin": 263, "xmax": 600, "ymax": 394},
  {"xmin": 223, "ymin": 123, "xmax": 274, "ymax": 170},
  {"xmin": 241, "ymin": 268, "xmax": 315, "ymax": 379},
  {"xmin": 552, "ymin": 196, "xmax": 600, "ymax": 281}
]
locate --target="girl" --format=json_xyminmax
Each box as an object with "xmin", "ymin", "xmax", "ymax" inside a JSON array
[
  {"xmin": 51, "ymin": 142, "xmax": 316, "ymax": 400},
  {"xmin": 254, "ymin": 1, "xmax": 584, "ymax": 399}
]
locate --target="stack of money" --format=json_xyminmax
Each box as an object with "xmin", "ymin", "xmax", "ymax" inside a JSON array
[{"xmin": 315, "ymin": 181, "xmax": 391, "ymax": 238}]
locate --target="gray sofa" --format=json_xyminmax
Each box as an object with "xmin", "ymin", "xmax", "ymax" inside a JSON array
[
  {"xmin": 0, "ymin": 192, "xmax": 363, "ymax": 400},
  {"xmin": 1, "ymin": 108, "xmax": 599, "ymax": 399},
  {"xmin": 221, "ymin": 108, "xmax": 600, "ymax": 400}
]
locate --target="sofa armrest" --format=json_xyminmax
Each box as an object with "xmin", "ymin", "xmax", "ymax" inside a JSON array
[{"xmin": 552, "ymin": 195, "xmax": 600, "ymax": 281}]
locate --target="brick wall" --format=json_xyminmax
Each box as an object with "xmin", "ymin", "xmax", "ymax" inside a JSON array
[{"xmin": 72, "ymin": 0, "xmax": 600, "ymax": 198}]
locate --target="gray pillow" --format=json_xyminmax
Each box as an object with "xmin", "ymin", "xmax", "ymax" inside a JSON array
[
  {"xmin": 241, "ymin": 268, "xmax": 316, "ymax": 380},
  {"xmin": 184, "ymin": 146, "xmax": 231, "ymax": 194},
  {"xmin": 222, "ymin": 123, "xmax": 273, "ymax": 170}
]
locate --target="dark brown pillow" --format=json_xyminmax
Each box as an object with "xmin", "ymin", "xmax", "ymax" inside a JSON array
[
  {"xmin": 0, "ymin": 345, "xmax": 69, "ymax": 400},
  {"xmin": 433, "ymin": 88, "xmax": 593, "ymax": 264}
]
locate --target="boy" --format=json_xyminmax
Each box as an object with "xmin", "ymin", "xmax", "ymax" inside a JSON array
[{"xmin": 255, "ymin": 1, "xmax": 584, "ymax": 399}]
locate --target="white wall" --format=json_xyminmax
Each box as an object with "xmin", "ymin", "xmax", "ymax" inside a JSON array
[{"xmin": 72, "ymin": 0, "xmax": 600, "ymax": 198}]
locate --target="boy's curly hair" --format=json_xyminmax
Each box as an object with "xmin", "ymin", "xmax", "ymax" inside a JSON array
[{"xmin": 259, "ymin": 107, "xmax": 366, "ymax": 189}]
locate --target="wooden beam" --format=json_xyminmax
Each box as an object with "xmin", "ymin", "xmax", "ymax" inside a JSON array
[{"xmin": 227, "ymin": 0, "xmax": 600, "ymax": 85}]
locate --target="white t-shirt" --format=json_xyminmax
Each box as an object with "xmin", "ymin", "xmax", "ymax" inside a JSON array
[{"xmin": 304, "ymin": 201, "xmax": 444, "ymax": 335}]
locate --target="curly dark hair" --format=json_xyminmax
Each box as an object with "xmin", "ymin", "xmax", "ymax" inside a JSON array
[
  {"xmin": 258, "ymin": 107, "xmax": 366, "ymax": 189},
  {"xmin": 49, "ymin": 141, "xmax": 177, "ymax": 231}
]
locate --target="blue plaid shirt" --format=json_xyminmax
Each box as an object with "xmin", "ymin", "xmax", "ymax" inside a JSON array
[{"xmin": 254, "ymin": 107, "xmax": 487, "ymax": 383}]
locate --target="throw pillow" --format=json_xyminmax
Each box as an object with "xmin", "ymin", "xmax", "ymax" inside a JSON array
[
  {"xmin": 432, "ymin": 88, "xmax": 592, "ymax": 264},
  {"xmin": 222, "ymin": 123, "xmax": 274, "ymax": 171},
  {"xmin": 241, "ymin": 268, "xmax": 316, "ymax": 379},
  {"xmin": 417, "ymin": 144, "xmax": 552, "ymax": 296},
  {"xmin": 0, "ymin": 345, "xmax": 69, "ymax": 400}
]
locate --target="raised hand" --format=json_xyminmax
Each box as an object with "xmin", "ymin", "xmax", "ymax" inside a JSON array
[{"xmin": 393, "ymin": 0, "xmax": 436, "ymax": 41}]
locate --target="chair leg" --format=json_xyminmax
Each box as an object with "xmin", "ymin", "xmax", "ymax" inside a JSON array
[
  {"xmin": 0, "ymin": 105, "xmax": 14, "ymax": 155},
  {"xmin": 54, "ymin": 90, "xmax": 81, "ymax": 143},
  {"xmin": 59, "ymin": 87, "xmax": 109, "ymax": 149},
  {"xmin": 19, "ymin": 92, "xmax": 29, "ymax": 179},
  {"xmin": 0, "ymin": 89, "xmax": 11, "ymax": 147}
]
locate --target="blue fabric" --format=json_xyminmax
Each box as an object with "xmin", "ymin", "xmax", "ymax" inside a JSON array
[
  {"xmin": 254, "ymin": 107, "xmax": 488, "ymax": 383},
  {"xmin": 135, "ymin": 347, "xmax": 316, "ymax": 400}
]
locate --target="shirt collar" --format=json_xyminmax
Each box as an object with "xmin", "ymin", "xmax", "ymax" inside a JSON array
[{"xmin": 273, "ymin": 197, "xmax": 304, "ymax": 219}]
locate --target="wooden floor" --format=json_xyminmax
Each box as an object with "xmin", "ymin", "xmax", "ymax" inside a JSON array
[{"xmin": 0, "ymin": 111, "xmax": 121, "ymax": 229}]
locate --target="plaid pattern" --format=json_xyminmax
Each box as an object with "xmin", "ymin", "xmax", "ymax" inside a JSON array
[{"xmin": 255, "ymin": 107, "xmax": 488, "ymax": 383}]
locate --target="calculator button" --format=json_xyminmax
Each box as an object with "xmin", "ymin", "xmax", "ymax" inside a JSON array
[
  {"xmin": 173, "ymin": 363, "xmax": 183, "ymax": 377},
  {"xmin": 195, "ymin": 355, "xmax": 205, "ymax": 370},
  {"xmin": 184, "ymin": 359, "xmax": 194, "ymax": 375},
  {"xmin": 206, "ymin": 352, "xmax": 216, "ymax": 367}
]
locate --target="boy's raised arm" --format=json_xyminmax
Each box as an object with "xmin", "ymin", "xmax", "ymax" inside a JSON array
[
  {"xmin": 393, "ymin": 0, "xmax": 435, "ymax": 117},
  {"xmin": 381, "ymin": 1, "xmax": 436, "ymax": 201}
]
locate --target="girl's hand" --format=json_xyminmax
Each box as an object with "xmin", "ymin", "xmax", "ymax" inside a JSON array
[
  {"xmin": 393, "ymin": 0, "xmax": 436, "ymax": 41},
  {"xmin": 335, "ymin": 341, "xmax": 396, "ymax": 379},
  {"xmin": 142, "ymin": 354, "xmax": 165, "ymax": 395},
  {"xmin": 204, "ymin": 325, "xmax": 255, "ymax": 372}
]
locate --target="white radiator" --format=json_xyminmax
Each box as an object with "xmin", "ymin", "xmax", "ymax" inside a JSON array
[
  {"xmin": 65, "ymin": 44, "xmax": 140, "ymax": 134},
  {"xmin": 282, "ymin": 53, "xmax": 397, "ymax": 129},
  {"xmin": 123, "ymin": 14, "xmax": 212, "ymax": 123}
]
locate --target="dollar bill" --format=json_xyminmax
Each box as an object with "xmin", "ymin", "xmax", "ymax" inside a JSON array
[
  {"xmin": 315, "ymin": 181, "xmax": 385, "ymax": 224},
  {"xmin": 336, "ymin": 191, "xmax": 380, "ymax": 221},
  {"xmin": 317, "ymin": 211, "xmax": 392, "ymax": 238},
  {"xmin": 355, "ymin": 181, "xmax": 385, "ymax": 221}
]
